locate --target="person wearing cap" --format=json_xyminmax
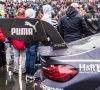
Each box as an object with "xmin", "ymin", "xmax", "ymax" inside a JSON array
[
  {"xmin": 58, "ymin": 0, "xmax": 89, "ymax": 43},
  {"xmin": 71, "ymin": 3, "xmax": 86, "ymax": 16},
  {"xmin": 25, "ymin": 8, "xmax": 38, "ymax": 80}
]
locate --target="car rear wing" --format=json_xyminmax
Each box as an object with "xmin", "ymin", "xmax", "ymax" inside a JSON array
[{"xmin": 0, "ymin": 18, "xmax": 67, "ymax": 50}]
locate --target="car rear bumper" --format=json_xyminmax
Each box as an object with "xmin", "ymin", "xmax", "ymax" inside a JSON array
[{"xmin": 33, "ymin": 69, "xmax": 100, "ymax": 90}]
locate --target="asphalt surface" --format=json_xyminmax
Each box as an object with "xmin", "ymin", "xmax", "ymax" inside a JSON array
[{"xmin": 0, "ymin": 68, "xmax": 33, "ymax": 90}]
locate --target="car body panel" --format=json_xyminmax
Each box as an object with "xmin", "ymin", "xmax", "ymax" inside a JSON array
[{"xmin": 34, "ymin": 33, "xmax": 100, "ymax": 90}]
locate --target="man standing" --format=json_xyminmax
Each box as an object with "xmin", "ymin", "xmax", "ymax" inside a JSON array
[
  {"xmin": 25, "ymin": 8, "xmax": 38, "ymax": 80},
  {"xmin": 58, "ymin": 0, "xmax": 89, "ymax": 43}
]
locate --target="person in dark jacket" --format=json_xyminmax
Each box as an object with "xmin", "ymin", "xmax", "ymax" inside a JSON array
[
  {"xmin": 25, "ymin": 8, "xmax": 38, "ymax": 80},
  {"xmin": 58, "ymin": 0, "xmax": 89, "ymax": 43},
  {"xmin": 97, "ymin": 15, "xmax": 100, "ymax": 33}
]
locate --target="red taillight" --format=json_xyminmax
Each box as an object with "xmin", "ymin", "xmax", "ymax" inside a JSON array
[{"xmin": 42, "ymin": 65, "xmax": 78, "ymax": 82}]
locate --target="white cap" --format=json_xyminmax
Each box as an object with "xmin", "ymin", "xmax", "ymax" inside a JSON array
[
  {"xmin": 71, "ymin": 3, "xmax": 80, "ymax": 8},
  {"xmin": 25, "ymin": 8, "xmax": 36, "ymax": 18}
]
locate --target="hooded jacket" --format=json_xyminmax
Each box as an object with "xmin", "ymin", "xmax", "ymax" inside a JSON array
[
  {"xmin": 59, "ymin": 6, "xmax": 89, "ymax": 43},
  {"xmin": 97, "ymin": 16, "xmax": 100, "ymax": 33},
  {"xmin": 41, "ymin": 4, "xmax": 53, "ymax": 24}
]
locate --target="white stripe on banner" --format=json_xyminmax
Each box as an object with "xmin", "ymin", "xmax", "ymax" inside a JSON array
[{"xmin": 57, "ymin": 60, "xmax": 100, "ymax": 62}]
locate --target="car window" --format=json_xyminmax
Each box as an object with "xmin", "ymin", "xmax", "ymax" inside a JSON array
[{"xmin": 69, "ymin": 33, "xmax": 100, "ymax": 50}]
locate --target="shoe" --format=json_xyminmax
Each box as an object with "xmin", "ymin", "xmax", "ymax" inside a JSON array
[
  {"xmin": 29, "ymin": 76, "xmax": 34, "ymax": 80},
  {"xmin": 29, "ymin": 76, "xmax": 35, "ymax": 83},
  {"xmin": 29, "ymin": 76, "xmax": 36, "ymax": 81}
]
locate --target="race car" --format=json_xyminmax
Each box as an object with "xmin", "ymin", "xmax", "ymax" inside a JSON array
[{"xmin": 34, "ymin": 33, "xmax": 100, "ymax": 90}]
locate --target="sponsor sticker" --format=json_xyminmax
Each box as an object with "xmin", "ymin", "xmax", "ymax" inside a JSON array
[
  {"xmin": 40, "ymin": 83, "xmax": 63, "ymax": 90},
  {"xmin": 79, "ymin": 64, "xmax": 100, "ymax": 73}
]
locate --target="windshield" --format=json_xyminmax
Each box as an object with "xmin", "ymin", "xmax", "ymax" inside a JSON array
[{"xmin": 69, "ymin": 33, "xmax": 100, "ymax": 50}]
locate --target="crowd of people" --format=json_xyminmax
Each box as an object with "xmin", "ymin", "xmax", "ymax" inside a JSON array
[{"xmin": 0, "ymin": 0, "xmax": 100, "ymax": 81}]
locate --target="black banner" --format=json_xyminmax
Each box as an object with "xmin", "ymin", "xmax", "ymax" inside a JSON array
[{"xmin": 0, "ymin": 19, "xmax": 67, "ymax": 49}]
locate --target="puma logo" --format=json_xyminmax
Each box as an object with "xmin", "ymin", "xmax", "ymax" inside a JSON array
[
  {"xmin": 11, "ymin": 21, "xmax": 39, "ymax": 35},
  {"xmin": 25, "ymin": 21, "xmax": 38, "ymax": 32}
]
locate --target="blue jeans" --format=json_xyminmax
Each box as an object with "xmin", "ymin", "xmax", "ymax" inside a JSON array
[{"xmin": 26, "ymin": 44, "xmax": 38, "ymax": 76}]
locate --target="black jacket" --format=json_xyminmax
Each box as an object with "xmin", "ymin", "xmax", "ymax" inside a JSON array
[
  {"xmin": 97, "ymin": 16, "xmax": 100, "ymax": 33},
  {"xmin": 59, "ymin": 6, "xmax": 89, "ymax": 43}
]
